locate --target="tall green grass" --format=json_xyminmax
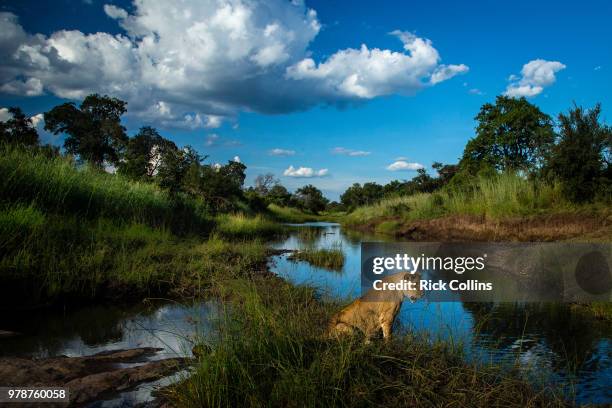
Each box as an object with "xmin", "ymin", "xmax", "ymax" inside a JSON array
[
  {"xmin": 168, "ymin": 278, "xmax": 568, "ymax": 407},
  {"xmin": 289, "ymin": 247, "xmax": 345, "ymax": 271},
  {"xmin": 0, "ymin": 205, "xmax": 269, "ymax": 307},
  {"xmin": 214, "ymin": 213, "xmax": 285, "ymax": 239},
  {"xmin": 0, "ymin": 146, "xmax": 274, "ymax": 306},
  {"xmin": 0, "ymin": 145, "xmax": 212, "ymax": 235},
  {"xmin": 345, "ymin": 172, "xmax": 577, "ymax": 226},
  {"xmin": 267, "ymin": 204, "xmax": 322, "ymax": 223}
]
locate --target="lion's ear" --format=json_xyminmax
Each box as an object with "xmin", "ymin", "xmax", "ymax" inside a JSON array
[{"xmin": 404, "ymin": 272, "xmax": 413, "ymax": 281}]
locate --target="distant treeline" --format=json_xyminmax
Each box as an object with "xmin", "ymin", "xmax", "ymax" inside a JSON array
[
  {"xmin": 0, "ymin": 94, "xmax": 328, "ymax": 214},
  {"xmin": 2, "ymin": 95, "xmax": 610, "ymax": 215},
  {"xmin": 337, "ymin": 96, "xmax": 611, "ymax": 211}
]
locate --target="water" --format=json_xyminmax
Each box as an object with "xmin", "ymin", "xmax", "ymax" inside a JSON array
[
  {"xmin": 0, "ymin": 301, "xmax": 221, "ymax": 406},
  {"xmin": 270, "ymin": 222, "xmax": 612, "ymax": 405},
  {"xmin": 1, "ymin": 222, "xmax": 610, "ymax": 405}
]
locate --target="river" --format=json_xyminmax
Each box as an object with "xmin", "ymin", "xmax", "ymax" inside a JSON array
[{"xmin": 1, "ymin": 222, "xmax": 610, "ymax": 405}]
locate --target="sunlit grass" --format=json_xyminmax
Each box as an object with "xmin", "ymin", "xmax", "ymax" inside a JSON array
[
  {"xmin": 267, "ymin": 204, "xmax": 322, "ymax": 223},
  {"xmin": 289, "ymin": 246, "xmax": 345, "ymax": 271},
  {"xmin": 0, "ymin": 144, "xmax": 212, "ymax": 235},
  {"xmin": 344, "ymin": 173, "xmax": 579, "ymax": 227},
  {"xmin": 167, "ymin": 277, "xmax": 569, "ymax": 408},
  {"xmin": 215, "ymin": 213, "xmax": 285, "ymax": 239}
]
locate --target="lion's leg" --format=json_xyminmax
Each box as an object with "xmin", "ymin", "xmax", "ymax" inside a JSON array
[{"xmin": 381, "ymin": 320, "xmax": 393, "ymax": 340}]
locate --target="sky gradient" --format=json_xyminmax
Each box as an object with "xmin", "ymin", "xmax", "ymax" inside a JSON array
[{"xmin": 1, "ymin": 0, "xmax": 611, "ymax": 200}]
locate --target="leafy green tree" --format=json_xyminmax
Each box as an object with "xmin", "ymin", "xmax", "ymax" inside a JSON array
[
  {"xmin": 403, "ymin": 168, "xmax": 438, "ymax": 194},
  {"xmin": 382, "ymin": 180, "xmax": 405, "ymax": 196},
  {"xmin": 119, "ymin": 126, "xmax": 178, "ymax": 181},
  {"xmin": 293, "ymin": 184, "xmax": 329, "ymax": 214},
  {"xmin": 44, "ymin": 94, "xmax": 128, "ymax": 168},
  {"xmin": 432, "ymin": 162, "xmax": 459, "ymax": 185},
  {"xmin": 196, "ymin": 160, "xmax": 247, "ymax": 208},
  {"xmin": 340, "ymin": 182, "xmax": 384, "ymax": 210},
  {"xmin": 157, "ymin": 146, "xmax": 202, "ymax": 194},
  {"xmin": 267, "ymin": 184, "xmax": 292, "ymax": 207},
  {"xmin": 0, "ymin": 107, "xmax": 39, "ymax": 147},
  {"xmin": 547, "ymin": 104, "xmax": 611, "ymax": 202},
  {"xmin": 460, "ymin": 96, "xmax": 555, "ymax": 174}
]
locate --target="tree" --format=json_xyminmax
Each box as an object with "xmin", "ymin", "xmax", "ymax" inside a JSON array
[
  {"xmin": 267, "ymin": 184, "xmax": 292, "ymax": 207},
  {"xmin": 546, "ymin": 104, "xmax": 611, "ymax": 202},
  {"xmin": 156, "ymin": 146, "xmax": 202, "ymax": 194},
  {"xmin": 119, "ymin": 126, "xmax": 178, "ymax": 181},
  {"xmin": 0, "ymin": 107, "xmax": 39, "ymax": 147},
  {"xmin": 382, "ymin": 180, "xmax": 405, "ymax": 197},
  {"xmin": 432, "ymin": 162, "xmax": 459, "ymax": 186},
  {"xmin": 44, "ymin": 94, "xmax": 128, "ymax": 168},
  {"xmin": 340, "ymin": 182, "xmax": 384, "ymax": 210},
  {"xmin": 460, "ymin": 96, "xmax": 555, "ymax": 174},
  {"xmin": 254, "ymin": 173, "xmax": 279, "ymax": 195},
  {"xmin": 403, "ymin": 168, "xmax": 437, "ymax": 194},
  {"xmin": 293, "ymin": 184, "xmax": 329, "ymax": 214}
]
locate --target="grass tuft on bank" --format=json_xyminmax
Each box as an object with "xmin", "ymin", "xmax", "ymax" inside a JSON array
[
  {"xmin": 267, "ymin": 204, "xmax": 323, "ymax": 223},
  {"xmin": 289, "ymin": 247, "xmax": 345, "ymax": 271},
  {"xmin": 214, "ymin": 213, "xmax": 285, "ymax": 239}
]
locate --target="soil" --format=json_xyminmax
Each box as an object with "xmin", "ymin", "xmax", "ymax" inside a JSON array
[{"xmin": 355, "ymin": 213, "xmax": 612, "ymax": 242}]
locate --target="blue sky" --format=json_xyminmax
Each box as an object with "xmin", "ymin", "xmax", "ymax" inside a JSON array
[{"xmin": 1, "ymin": 0, "xmax": 611, "ymax": 200}]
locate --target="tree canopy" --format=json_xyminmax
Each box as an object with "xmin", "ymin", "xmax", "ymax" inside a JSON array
[
  {"xmin": 0, "ymin": 107, "xmax": 39, "ymax": 147},
  {"xmin": 44, "ymin": 94, "xmax": 128, "ymax": 168},
  {"xmin": 460, "ymin": 96, "xmax": 555, "ymax": 174},
  {"xmin": 546, "ymin": 104, "xmax": 611, "ymax": 202}
]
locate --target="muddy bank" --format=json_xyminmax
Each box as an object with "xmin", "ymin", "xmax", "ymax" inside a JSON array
[
  {"xmin": 352, "ymin": 213, "xmax": 612, "ymax": 242},
  {"xmin": 0, "ymin": 347, "xmax": 187, "ymax": 406}
]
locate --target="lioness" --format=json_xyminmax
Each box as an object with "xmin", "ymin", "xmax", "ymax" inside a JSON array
[{"xmin": 327, "ymin": 272, "xmax": 422, "ymax": 341}]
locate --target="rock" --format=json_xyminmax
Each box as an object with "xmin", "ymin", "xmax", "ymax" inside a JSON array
[{"xmin": 0, "ymin": 347, "xmax": 187, "ymax": 406}]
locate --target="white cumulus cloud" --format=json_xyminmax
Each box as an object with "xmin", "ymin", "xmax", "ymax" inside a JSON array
[
  {"xmin": 0, "ymin": 2, "xmax": 467, "ymax": 128},
  {"xmin": 504, "ymin": 59, "xmax": 566, "ymax": 98},
  {"xmin": 386, "ymin": 160, "xmax": 424, "ymax": 171},
  {"xmin": 269, "ymin": 148, "xmax": 296, "ymax": 156},
  {"xmin": 283, "ymin": 165, "xmax": 328, "ymax": 177},
  {"xmin": 331, "ymin": 147, "xmax": 371, "ymax": 156}
]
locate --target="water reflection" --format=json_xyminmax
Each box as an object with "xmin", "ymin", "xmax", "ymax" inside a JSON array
[
  {"xmin": 0, "ymin": 301, "xmax": 219, "ymax": 359},
  {"xmin": 271, "ymin": 222, "xmax": 612, "ymax": 405}
]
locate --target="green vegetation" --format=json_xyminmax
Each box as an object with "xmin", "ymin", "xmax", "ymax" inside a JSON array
[
  {"xmin": 215, "ymin": 213, "xmax": 285, "ymax": 240},
  {"xmin": 289, "ymin": 247, "xmax": 345, "ymax": 270},
  {"xmin": 0, "ymin": 107, "xmax": 41, "ymax": 148},
  {"xmin": 340, "ymin": 98, "xmax": 610, "ymax": 238},
  {"xmin": 0, "ymin": 144, "xmax": 272, "ymax": 306},
  {"xmin": 0, "ymin": 144, "xmax": 212, "ymax": 234},
  {"xmin": 1, "ymin": 92, "xmax": 607, "ymax": 405},
  {"xmin": 167, "ymin": 278, "xmax": 568, "ymax": 407},
  {"xmin": 267, "ymin": 204, "xmax": 322, "ymax": 223},
  {"xmin": 0, "ymin": 205, "xmax": 268, "ymax": 305},
  {"xmin": 345, "ymin": 172, "xmax": 574, "ymax": 226}
]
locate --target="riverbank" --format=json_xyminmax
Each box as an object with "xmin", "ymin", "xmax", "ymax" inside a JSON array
[
  {"xmin": 340, "ymin": 173, "xmax": 611, "ymax": 242},
  {"xmin": 164, "ymin": 273, "xmax": 570, "ymax": 408},
  {"xmin": 0, "ymin": 147, "xmax": 602, "ymax": 406},
  {"xmin": 0, "ymin": 145, "xmax": 285, "ymax": 309},
  {"xmin": 346, "ymin": 212, "xmax": 611, "ymax": 242}
]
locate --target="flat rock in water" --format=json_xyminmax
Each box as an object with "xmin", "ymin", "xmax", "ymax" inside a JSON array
[{"xmin": 0, "ymin": 347, "xmax": 187, "ymax": 406}]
